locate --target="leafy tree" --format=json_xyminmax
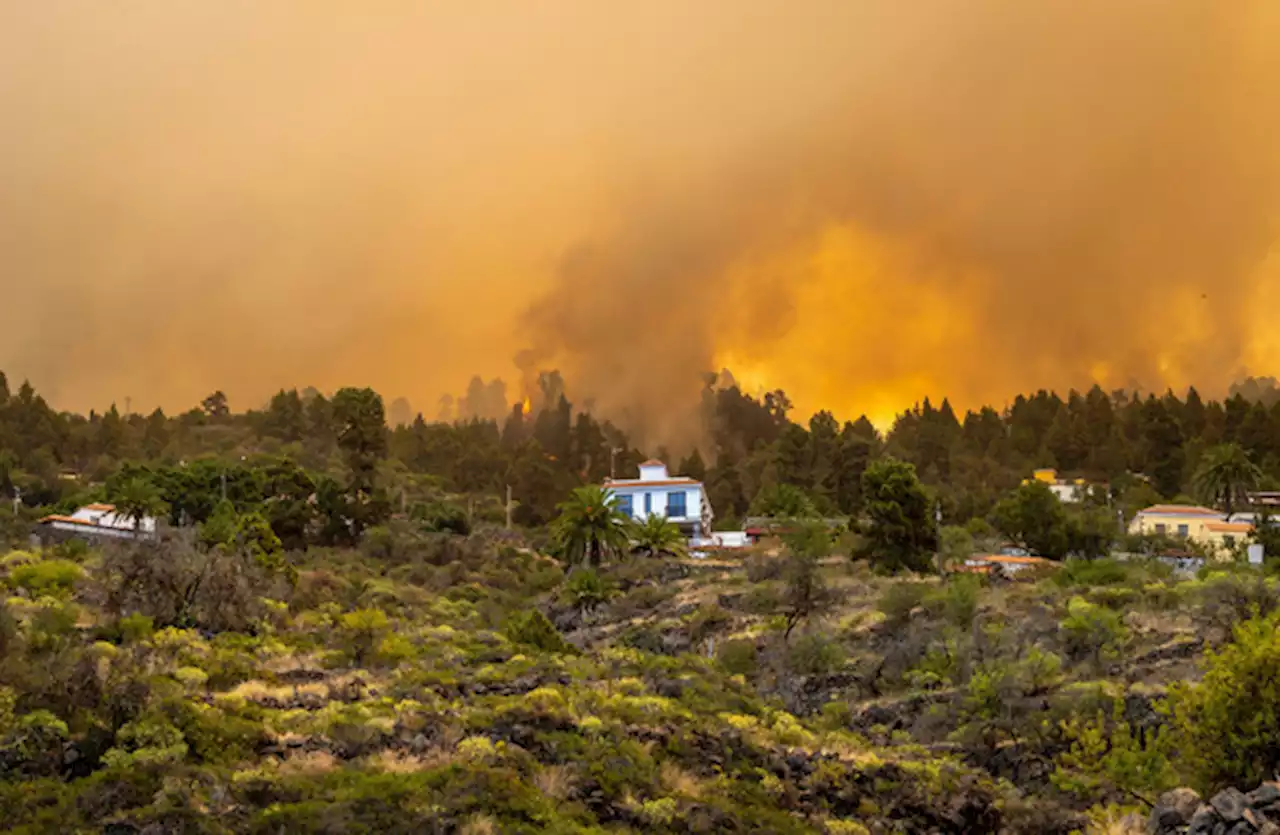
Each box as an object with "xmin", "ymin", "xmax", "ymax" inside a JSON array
[
  {"xmin": 551, "ymin": 485, "xmax": 631, "ymax": 566},
  {"xmin": 860, "ymin": 458, "xmax": 936, "ymax": 573},
  {"xmin": 938, "ymin": 524, "xmax": 975, "ymax": 568},
  {"xmin": 992, "ymin": 481, "xmax": 1071, "ymax": 558},
  {"xmin": 331, "ymin": 387, "xmax": 390, "ymax": 538},
  {"xmin": 201, "ymin": 391, "xmax": 230, "ymax": 420},
  {"xmin": 1193, "ymin": 442, "xmax": 1262, "ymax": 517},
  {"xmin": 630, "ymin": 515, "xmax": 687, "ymax": 559},
  {"xmin": 749, "ymin": 483, "xmax": 817, "ymax": 519}
]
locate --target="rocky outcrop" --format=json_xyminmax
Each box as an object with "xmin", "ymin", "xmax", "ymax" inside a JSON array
[{"xmin": 1149, "ymin": 783, "xmax": 1280, "ymax": 834}]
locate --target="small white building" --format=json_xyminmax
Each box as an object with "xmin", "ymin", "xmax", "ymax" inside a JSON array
[
  {"xmin": 605, "ymin": 460, "xmax": 713, "ymax": 539},
  {"xmin": 37, "ymin": 503, "xmax": 157, "ymax": 542}
]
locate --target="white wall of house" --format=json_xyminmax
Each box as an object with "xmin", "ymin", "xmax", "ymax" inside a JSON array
[{"xmin": 609, "ymin": 484, "xmax": 704, "ymax": 524}]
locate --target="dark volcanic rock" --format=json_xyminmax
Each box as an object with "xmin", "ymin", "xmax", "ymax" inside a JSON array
[{"xmin": 1212, "ymin": 788, "xmax": 1249, "ymax": 822}]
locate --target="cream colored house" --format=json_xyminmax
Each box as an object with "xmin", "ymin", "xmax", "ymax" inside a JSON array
[{"xmin": 1128, "ymin": 504, "xmax": 1251, "ymax": 557}]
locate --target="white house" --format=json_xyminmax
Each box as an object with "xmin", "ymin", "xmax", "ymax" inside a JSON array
[
  {"xmin": 37, "ymin": 503, "xmax": 157, "ymax": 542},
  {"xmin": 605, "ymin": 460, "xmax": 713, "ymax": 539}
]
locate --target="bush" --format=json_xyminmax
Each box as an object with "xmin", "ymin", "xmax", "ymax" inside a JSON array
[
  {"xmin": 878, "ymin": 582, "xmax": 929, "ymax": 629},
  {"xmin": 505, "ymin": 610, "xmax": 574, "ymax": 654},
  {"xmin": 1059, "ymin": 597, "xmax": 1127, "ymax": 662},
  {"xmin": 936, "ymin": 575, "xmax": 980, "ymax": 628},
  {"xmin": 562, "ymin": 568, "xmax": 615, "ymax": 612},
  {"xmin": 1052, "ymin": 558, "xmax": 1131, "ymax": 588},
  {"xmin": 1169, "ymin": 611, "xmax": 1280, "ymax": 793},
  {"xmin": 339, "ymin": 608, "xmax": 390, "ymax": 665},
  {"xmin": 687, "ymin": 604, "xmax": 733, "ymax": 642},
  {"xmin": 1196, "ymin": 571, "xmax": 1279, "ymax": 636},
  {"xmin": 716, "ymin": 639, "xmax": 759, "ymax": 677},
  {"xmin": 8, "ymin": 559, "xmax": 84, "ymax": 597},
  {"xmin": 788, "ymin": 633, "xmax": 845, "ymax": 676},
  {"xmin": 745, "ymin": 552, "xmax": 785, "ymax": 583}
]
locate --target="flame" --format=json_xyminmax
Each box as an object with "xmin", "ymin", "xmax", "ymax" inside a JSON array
[{"xmin": 521, "ymin": 395, "xmax": 532, "ymax": 413}]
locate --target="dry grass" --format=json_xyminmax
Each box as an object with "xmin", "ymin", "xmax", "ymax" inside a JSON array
[
  {"xmin": 279, "ymin": 750, "xmax": 338, "ymax": 775},
  {"xmin": 226, "ymin": 679, "xmax": 328, "ymax": 705},
  {"xmin": 367, "ymin": 750, "xmax": 430, "ymax": 773},
  {"xmin": 534, "ymin": 764, "xmax": 577, "ymax": 801},
  {"xmin": 458, "ymin": 814, "xmax": 499, "ymax": 835},
  {"xmin": 1086, "ymin": 811, "xmax": 1146, "ymax": 835},
  {"xmin": 659, "ymin": 761, "xmax": 704, "ymax": 799}
]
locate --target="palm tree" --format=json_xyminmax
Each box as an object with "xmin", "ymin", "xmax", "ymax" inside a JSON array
[
  {"xmin": 109, "ymin": 476, "xmax": 168, "ymax": 538},
  {"xmin": 631, "ymin": 514, "xmax": 688, "ymax": 559},
  {"xmin": 550, "ymin": 485, "xmax": 632, "ymax": 566},
  {"xmin": 1193, "ymin": 443, "xmax": 1263, "ymax": 518}
]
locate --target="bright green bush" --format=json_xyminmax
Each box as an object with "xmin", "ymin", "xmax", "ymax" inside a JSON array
[
  {"xmin": 1168, "ymin": 611, "xmax": 1280, "ymax": 793},
  {"xmin": 8, "ymin": 559, "xmax": 84, "ymax": 597},
  {"xmin": 1059, "ymin": 596, "xmax": 1127, "ymax": 662}
]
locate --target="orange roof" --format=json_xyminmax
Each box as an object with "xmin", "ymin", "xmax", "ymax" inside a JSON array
[
  {"xmin": 83, "ymin": 503, "xmax": 116, "ymax": 512},
  {"xmin": 1205, "ymin": 521, "xmax": 1253, "ymax": 533},
  {"xmin": 971, "ymin": 555, "xmax": 1058, "ymax": 566},
  {"xmin": 640, "ymin": 459, "xmax": 666, "ymax": 467},
  {"xmin": 1140, "ymin": 504, "xmax": 1221, "ymax": 517},
  {"xmin": 39, "ymin": 515, "xmax": 98, "ymax": 526}
]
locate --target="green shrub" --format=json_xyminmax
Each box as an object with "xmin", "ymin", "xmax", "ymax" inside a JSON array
[
  {"xmin": 1059, "ymin": 597, "xmax": 1127, "ymax": 662},
  {"xmin": 687, "ymin": 604, "xmax": 733, "ymax": 642},
  {"xmin": 505, "ymin": 610, "xmax": 575, "ymax": 655},
  {"xmin": 1053, "ymin": 703, "xmax": 1175, "ymax": 801},
  {"xmin": 118, "ymin": 612, "xmax": 155, "ymax": 643},
  {"xmin": 716, "ymin": 639, "xmax": 759, "ymax": 677},
  {"xmin": 8, "ymin": 559, "xmax": 84, "ymax": 597},
  {"xmin": 562, "ymin": 568, "xmax": 615, "ymax": 612},
  {"xmin": 788, "ymin": 633, "xmax": 845, "ymax": 676},
  {"xmin": 339, "ymin": 608, "xmax": 391, "ymax": 665},
  {"xmin": 1052, "ymin": 558, "xmax": 1131, "ymax": 588},
  {"xmin": 1168, "ymin": 611, "xmax": 1280, "ymax": 793},
  {"xmin": 936, "ymin": 575, "xmax": 981, "ymax": 628},
  {"xmin": 878, "ymin": 582, "xmax": 929, "ymax": 628}
]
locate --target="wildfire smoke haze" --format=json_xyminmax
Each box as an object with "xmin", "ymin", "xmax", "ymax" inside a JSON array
[{"xmin": 2, "ymin": 2, "xmax": 1279, "ymax": 440}]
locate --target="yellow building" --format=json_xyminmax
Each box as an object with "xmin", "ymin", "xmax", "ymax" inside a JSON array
[
  {"xmin": 1128, "ymin": 504, "xmax": 1251, "ymax": 557},
  {"xmin": 1022, "ymin": 468, "xmax": 1093, "ymax": 502}
]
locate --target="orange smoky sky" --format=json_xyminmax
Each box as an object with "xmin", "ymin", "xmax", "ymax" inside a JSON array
[{"xmin": 2, "ymin": 2, "xmax": 1279, "ymax": 436}]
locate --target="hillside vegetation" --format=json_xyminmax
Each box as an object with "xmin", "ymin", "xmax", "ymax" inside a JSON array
[{"xmin": 6, "ymin": 520, "xmax": 1280, "ymax": 833}]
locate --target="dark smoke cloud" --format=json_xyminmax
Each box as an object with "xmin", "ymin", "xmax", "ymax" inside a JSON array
[{"xmin": 2, "ymin": 2, "xmax": 1278, "ymax": 440}]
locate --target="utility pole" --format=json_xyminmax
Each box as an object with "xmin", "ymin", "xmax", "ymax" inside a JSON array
[
  {"xmin": 610, "ymin": 446, "xmax": 622, "ymax": 481},
  {"xmin": 505, "ymin": 484, "xmax": 513, "ymax": 530},
  {"xmin": 12, "ymin": 485, "xmax": 21, "ymax": 515}
]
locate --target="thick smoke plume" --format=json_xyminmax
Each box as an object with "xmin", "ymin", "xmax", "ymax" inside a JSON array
[{"xmin": 2, "ymin": 2, "xmax": 1279, "ymax": 442}]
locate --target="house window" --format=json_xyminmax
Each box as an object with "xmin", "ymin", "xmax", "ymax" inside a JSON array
[
  {"xmin": 1224, "ymin": 535, "xmax": 1236, "ymax": 549},
  {"xmin": 644, "ymin": 493, "xmax": 652, "ymax": 515},
  {"xmin": 667, "ymin": 491, "xmax": 687, "ymax": 518},
  {"xmin": 1177, "ymin": 524, "xmax": 1189, "ymax": 537},
  {"xmin": 1155, "ymin": 524, "xmax": 1167, "ymax": 536},
  {"xmin": 617, "ymin": 495, "xmax": 633, "ymax": 517}
]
